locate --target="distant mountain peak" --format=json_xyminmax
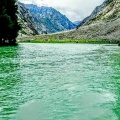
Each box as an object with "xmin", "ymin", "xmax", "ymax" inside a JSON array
[{"xmin": 73, "ymin": 21, "xmax": 81, "ymax": 26}]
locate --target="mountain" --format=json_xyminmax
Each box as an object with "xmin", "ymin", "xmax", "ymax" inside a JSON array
[
  {"xmin": 17, "ymin": 2, "xmax": 39, "ymax": 36},
  {"xmin": 24, "ymin": 4, "xmax": 76, "ymax": 33},
  {"xmin": 74, "ymin": 0, "xmax": 120, "ymax": 42},
  {"xmin": 17, "ymin": 2, "xmax": 76, "ymax": 36},
  {"xmin": 73, "ymin": 21, "xmax": 81, "ymax": 26},
  {"xmin": 79, "ymin": 0, "xmax": 120, "ymax": 27}
]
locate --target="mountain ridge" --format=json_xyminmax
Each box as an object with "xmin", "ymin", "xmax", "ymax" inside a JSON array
[
  {"xmin": 24, "ymin": 4, "xmax": 76, "ymax": 33},
  {"xmin": 78, "ymin": 0, "xmax": 120, "ymax": 27},
  {"xmin": 17, "ymin": 2, "xmax": 39, "ymax": 36},
  {"xmin": 17, "ymin": 2, "xmax": 76, "ymax": 36}
]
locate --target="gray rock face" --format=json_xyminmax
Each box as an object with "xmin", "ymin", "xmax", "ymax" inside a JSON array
[
  {"xmin": 17, "ymin": 2, "xmax": 39, "ymax": 36},
  {"xmin": 78, "ymin": 0, "xmax": 119, "ymax": 27}
]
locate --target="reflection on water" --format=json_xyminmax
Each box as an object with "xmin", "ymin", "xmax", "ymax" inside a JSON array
[
  {"xmin": 0, "ymin": 46, "xmax": 21, "ymax": 119},
  {"xmin": 0, "ymin": 43, "xmax": 120, "ymax": 120}
]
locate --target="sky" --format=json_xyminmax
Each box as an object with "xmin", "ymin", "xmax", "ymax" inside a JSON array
[{"xmin": 19, "ymin": 0, "xmax": 105, "ymax": 22}]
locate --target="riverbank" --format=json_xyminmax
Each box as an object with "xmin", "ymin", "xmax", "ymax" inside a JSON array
[
  {"xmin": 17, "ymin": 18, "xmax": 120, "ymax": 44},
  {"xmin": 18, "ymin": 39, "xmax": 111, "ymax": 44}
]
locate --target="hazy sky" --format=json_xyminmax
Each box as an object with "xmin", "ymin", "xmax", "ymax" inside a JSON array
[{"xmin": 19, "ymin": 0, "xmax": 105, "ymax": 22}]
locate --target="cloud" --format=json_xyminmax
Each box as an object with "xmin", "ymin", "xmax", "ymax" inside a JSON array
[{"xmin": 19, "ymin": 0, "xmax": 105, "ymax": 22}]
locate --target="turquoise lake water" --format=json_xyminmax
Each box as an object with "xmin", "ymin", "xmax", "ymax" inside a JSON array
[{"xmin": 0, "ymin": 43, "xmax": 120, "ymax": 120}]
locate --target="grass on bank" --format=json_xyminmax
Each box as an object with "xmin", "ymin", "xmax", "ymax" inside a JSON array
[{"xmin": 18, "ymin": 39, "xmax": 110, "ymax": 44}]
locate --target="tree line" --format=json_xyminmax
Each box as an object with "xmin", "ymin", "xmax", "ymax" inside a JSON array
[{"xmin": 0, "ymin": 0, "xmax": 21, "ymax": 46}]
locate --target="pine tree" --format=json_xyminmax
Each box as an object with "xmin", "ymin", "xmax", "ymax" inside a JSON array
[{"xmin": 0, "ymin": 0, "xmax": 21, "ymax": 46}]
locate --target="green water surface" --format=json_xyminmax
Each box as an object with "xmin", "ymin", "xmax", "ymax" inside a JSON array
[{"xmin": 0, "ymin": 43, "xmax": 120, "ymax": 120}]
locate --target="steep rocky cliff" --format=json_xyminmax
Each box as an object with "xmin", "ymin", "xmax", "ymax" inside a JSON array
[
  {"xmin": 24, "ymin": 4, "xmax": 76, "ymax": 33},
  {"xmin": 79, "ymin": 0, "xmax": 120, "ymax": 26},
  {"xmin": 17, "ymin": 2, "xmax": 39, "ymax": 36}
]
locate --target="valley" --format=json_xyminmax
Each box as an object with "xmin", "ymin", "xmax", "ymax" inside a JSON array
[
  {"xmin": 0, "ymin": 1, "xmax": 120, "ymax": 119},
  {"xmin": 17, "ymin": 0, "xmax": 120, "ymax": 44},
  {"xmin": 17, "ymin": 2, "xmax": 76, "ymax": 36}
]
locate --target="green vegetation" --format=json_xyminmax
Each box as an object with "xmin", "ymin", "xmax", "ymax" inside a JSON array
[
  {"xmin": 18, "ymin": 39, "xmax": 110, "ymax": 44},
  {"xmin": 19, "ymin": 30, "xmax": 27, "ymax": 35},
  {"xmin": 0, "ymin": 0, "xmax": 21, "ymax": 46}
]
